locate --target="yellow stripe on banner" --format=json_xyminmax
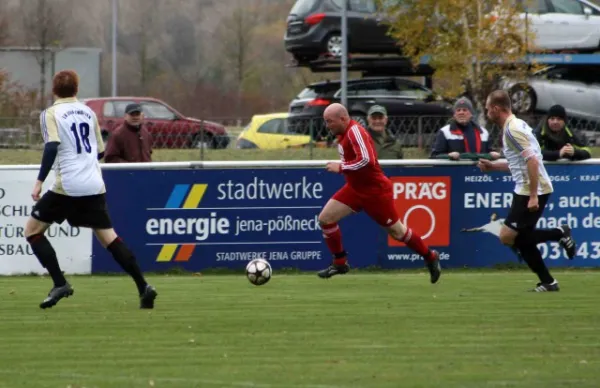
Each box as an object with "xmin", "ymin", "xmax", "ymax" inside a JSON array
[
  {"xmin": 156, "ymin": 244, "xmax": 178, "ymax": 262},
  {"xmin": 182, "ymin": 184, "xmax": 208, "ymax": 208}
]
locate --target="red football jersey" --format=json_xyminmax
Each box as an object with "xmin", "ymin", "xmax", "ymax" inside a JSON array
[{"xmin": 337, "ymin": 120, "xmax": 393, "ymax": 194}]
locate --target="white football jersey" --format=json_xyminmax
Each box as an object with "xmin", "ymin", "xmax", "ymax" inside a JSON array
[
  {"xmin": 40, "ymin": 97, "xmax": 106, "ymax": 196},
  {"xmin": 502, "ymin": 114, "xmax": 553, "ymax": 196}
]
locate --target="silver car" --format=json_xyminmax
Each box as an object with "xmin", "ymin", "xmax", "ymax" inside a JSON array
[
  {"xmin": 524, "ymin": 0, "xmax": 600, "ymax": 52},
  {"xmin": 500, "ymin": 65, "xmax": 600, "ymax": 120}
]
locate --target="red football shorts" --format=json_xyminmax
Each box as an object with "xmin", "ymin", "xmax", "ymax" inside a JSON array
[{"xmin": 331, "ymin": 184, "xmax": 399, "ymax": 227}]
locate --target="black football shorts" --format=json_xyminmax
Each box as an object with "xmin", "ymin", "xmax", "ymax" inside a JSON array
[
  {"xmin": 32, "ymin": 190, "xmax": 113, "ymax": 229},
  {"xmin": 504, "ymin": 193, "xmax": 550, "ymax": 231}
]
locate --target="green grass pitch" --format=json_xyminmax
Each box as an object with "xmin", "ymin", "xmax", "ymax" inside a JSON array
[{"xmin": 1, "ymin": 271, "xmax": 599, "ymax": 388}]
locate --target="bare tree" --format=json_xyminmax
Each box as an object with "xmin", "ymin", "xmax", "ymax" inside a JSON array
[
  {"xmin": 20, "ymin": 0, "xmax": 68, "ymax": 110},
  {"xmin": 0, "ymin": 13, "xmax": 10, "ymax": 45},
  {"xmin": 114, "ymin": 0, "xmax": 169, "ymax": 95},
  {"xmin": 137, "ymin": 0, "xmax": 159, "ymax": 94},
  {"xmin": 214, "ymin": 0, "xmax": 262, "ymax": 117},
  {"xmin": 8, "ymin": 0, "xmax": 327, "ymax": 117}
]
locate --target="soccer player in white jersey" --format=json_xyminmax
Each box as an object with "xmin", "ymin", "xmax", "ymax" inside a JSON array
[
  {"xmin": 24, "ymin": 70, "xmax": 157, "ymax": 309},
  {"xmin": 477, "ymin": 90, "xmax": 576, "ymax": 292}
]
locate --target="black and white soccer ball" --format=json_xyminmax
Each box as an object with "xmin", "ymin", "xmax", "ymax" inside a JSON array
[{"xmin": 245, "ymin": 258, "xmax": 272, "ymax": 286}]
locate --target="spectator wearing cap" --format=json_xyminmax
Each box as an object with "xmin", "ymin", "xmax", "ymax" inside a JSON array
[
  {"xmin": 430, "ymin": 97, "xmax": 501, "ymax": 161},
  {"xmin": 104, "ymin": 103, "xmax": 153, "ymax": 163},
  {"xmin": 534, "ymin": 104, "xmax": 591, "ymax": 161},
  {"xmin": 365, "ymin": 105, "xmax": 404, "ymax": 159}
]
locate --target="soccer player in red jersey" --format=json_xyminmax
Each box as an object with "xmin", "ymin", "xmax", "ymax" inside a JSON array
[{"xmin": 317, "ymin": 103, "xmax": 442, "ymax": 283}]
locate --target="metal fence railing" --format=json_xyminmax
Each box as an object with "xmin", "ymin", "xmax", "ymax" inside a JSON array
[{"xmin": 1, "ymin": 114, "xmax": 598, "ymax": 161}]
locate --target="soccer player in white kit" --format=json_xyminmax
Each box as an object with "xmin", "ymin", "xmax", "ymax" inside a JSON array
[
  {"xmin": 478, "ymin": 90, "xmax": 576, "ymax": 292},
  {"xmin": 24, "ymin": 70, "xmax": 157, "ymax": 309}
]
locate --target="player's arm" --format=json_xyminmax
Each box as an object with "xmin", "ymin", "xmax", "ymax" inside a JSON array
[
  {"xmin": 506, "ymin": 127, "xmax": 539, "ymax": 195},
  {"xmin": 93, "ymin": 115, "xmax": 105, "ymax": 160},
  {"xmin": 37, "ymin": 110, "xmax": 61, "ymax": 183},
  {"xmin": 480, "ymin": 158, "xmax": 509, "ymax": 172},
  {"xmin": 526, "ymin": 155, "xmax": 540, "ymax": 197},
  {"xmin": 340, "ymin": 127, "xmax": 371, "ymax": 171},
  {"xmin": 490, "ymin": 160, "xmax": 509, "ymax": 171}
]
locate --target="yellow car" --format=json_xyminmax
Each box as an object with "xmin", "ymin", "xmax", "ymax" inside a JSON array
[{"xmin": 236, "ymin": 113, "xmax": 312, "ymax": 149}]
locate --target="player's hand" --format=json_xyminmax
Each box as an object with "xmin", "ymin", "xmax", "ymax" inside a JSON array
[
  {"xmin": 490, "ymin": 151, "xmax": 502, "ymax": 160},
  {"xmin": 527, "ymin": 195, "xmax": 539, "ymax": 212},
  {"xmin": 325, "ymin": 162, "xmax": 341, "ymax": 174},
  {"xmin": 31, "ymin": 180, "xmax": 43, "ymax": 202},
  {"xmin": 477, "ymin": 158, "xmax": 493, "ymax": 173},
  {"xmin": 448, "ymin": 152, "xmax": 460, "ymax": 160}
]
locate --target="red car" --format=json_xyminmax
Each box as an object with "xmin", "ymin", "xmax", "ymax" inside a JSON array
[{"xmin": 82, "ymin": 97, "xmax": 230, "ymax": 149}]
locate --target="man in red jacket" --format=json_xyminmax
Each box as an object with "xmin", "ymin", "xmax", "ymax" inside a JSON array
[
  {"xmin": 104, "ymin": 103, "xmax": 153, "ymax": 163},
  {"xmin": 317, "ymin": 103, "xmax": 441, "ymax": 282}
]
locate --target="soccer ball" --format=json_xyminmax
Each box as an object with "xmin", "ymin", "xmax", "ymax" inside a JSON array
[{"xmin": 245, "ymin": 258, "xmax": 272, "ymax": 286}]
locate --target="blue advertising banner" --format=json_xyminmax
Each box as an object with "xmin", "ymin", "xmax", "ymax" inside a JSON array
[
  {"xmin": 380, "ymin": 165, "xmax": 600, "ymax": 269},
  {"xmin": 91, "ymin": 164, "xmax": 600, "ymax": 273},
  {"xmin": 92, "ymin": 169, "xmax": 379, "ymax": 273}
]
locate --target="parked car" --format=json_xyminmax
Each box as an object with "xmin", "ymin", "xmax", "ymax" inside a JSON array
[
  {"xmin": 82, "ymin": 97, "xmax": 230, "ymax": 149},
  {"xmin": 284, "ymin": 0, "xmax": 399, "ymax": 63},
  {"xmin": 500, "ymin": 65, "xmax": 600, "ymax": 121},
  {"xmin": 236, "ymin": 113, "xmax": 313, "ymax": 149},
  {"xmin": 288, "ymin": 77, "xmax": 452, "ymax": 145},
  {"xmin": 518, "ymin": 0, "xmax": 600, "ymax": 52}
]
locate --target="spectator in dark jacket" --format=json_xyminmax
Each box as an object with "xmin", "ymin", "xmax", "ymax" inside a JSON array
[
  {"xmin": 430, "ymin": 97, "xmax": 501, "ymax": 161},
  {"xmin": 365, "ymin": 105, "xmax": 404, "ymax": 159},
  {"xmin": 534, "ymin": 104, "xmax": 591, "ymax": 161},
  {"xmin": 105, "ymin": 103, "xmax": 153, "ymax": 163}
]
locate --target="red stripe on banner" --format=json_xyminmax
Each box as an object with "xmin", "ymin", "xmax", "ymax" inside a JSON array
[{"xmin": 174, "ymin": 244, "xmax": 195, "ymax": 262}]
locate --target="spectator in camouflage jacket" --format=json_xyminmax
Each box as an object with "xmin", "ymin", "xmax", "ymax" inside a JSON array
[{"xmin": 365, "ymin": 105, "xmax": 404, "ymax": 159}]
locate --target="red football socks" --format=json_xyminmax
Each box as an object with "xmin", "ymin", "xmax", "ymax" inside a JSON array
[
  {"xmin": 321, "ymin": 223, "xmax": 347, "ymax": 265},
  {"xmin": 402, "ymin": 228, "xmax": 435, "ymax": 262}
]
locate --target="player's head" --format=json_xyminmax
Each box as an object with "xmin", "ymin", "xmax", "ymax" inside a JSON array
[
  {"xmin": 52, "ymin": 70, "xmax": 79, "ymax": 99},
  {"xmin": 485, "ymin": 90, "xmax": 511, "ymax": 125},
  {"xmin": 323, "ymin": 103, "xmax": 350, "ymax": 135}
]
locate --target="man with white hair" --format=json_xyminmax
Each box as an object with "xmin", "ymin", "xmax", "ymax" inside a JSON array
[{"xmin": 430, "ymin": 97, "xmax": 501, "ymax": 161}]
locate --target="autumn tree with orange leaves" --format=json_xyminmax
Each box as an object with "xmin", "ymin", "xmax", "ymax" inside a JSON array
[{"xmin": 378, "ymin": 0, "xmax": 538, "ymax": 121}]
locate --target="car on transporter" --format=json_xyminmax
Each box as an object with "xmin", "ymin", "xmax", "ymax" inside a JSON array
[
  {"xmin": 82, "ymin": 97, "xmax": 230, "ymax": 149},
  {"xmin": 284, "ymin": 0, "xmax": 399, "ymax": 63},
  {"xmin": 285, "ymin": 0, "xmax": 600, "ymax": 64},
  {"xmin": 288, "ymin": 77, "xmax": 453, "ymax": 145}
]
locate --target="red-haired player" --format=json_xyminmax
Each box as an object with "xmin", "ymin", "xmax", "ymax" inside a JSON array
[
  {"xmin": 317, "ymin": 103, "xmax": 442, "ymax": 282},
  {"xmin": 24, "ymin": 70, "xmax": 157, "ymax": 309}
]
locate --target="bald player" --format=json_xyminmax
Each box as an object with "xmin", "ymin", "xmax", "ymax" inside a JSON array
[{"xmin": 316, "ymin": 103, "xmax": 442, "ymax": 282}]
